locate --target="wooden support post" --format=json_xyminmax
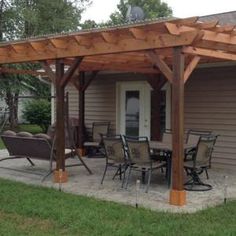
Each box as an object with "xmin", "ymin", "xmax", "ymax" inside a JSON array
[
  {"xmin": 169, "ymin": 47, "xmax": 186, "ymax": 206},
  {"xmin": 148, "ymin": 74, "xmax": 166, "ymax": 141},
  {"xmin": 78, "ymin": 71, "xmax": 86, "ymax": 156},
  {"xmin": 54, "ymin": 59, "xmax": 68, "ymax": 183}
]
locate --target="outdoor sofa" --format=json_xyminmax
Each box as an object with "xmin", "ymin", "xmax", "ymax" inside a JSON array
[{"xmin": 0, "ymin": 130, "xmax": 88, "ymax": 180}]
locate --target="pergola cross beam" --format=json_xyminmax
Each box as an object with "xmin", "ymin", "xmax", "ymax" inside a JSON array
[
  {"xmin": 146, "ymin": 51, "xmax": 173, "ymax": 83},
  {"xmin": 41, "ymin": 61, "xmax": 56, "ymax": 83},
  {"xmin": 183, "ymin": 55, "xmax": 200, "ymax": 83},
  {"xmin": 147, "ymin": 50, "xmax": 200, "ymax": 84},
  {"xmin": 183, "ymin": 46, "xmax": 236, "ymax": 61},
  {"xmin": 60, "ymin": 57, "xmax": 83, "ymax": 87},
  {"xmin": 0, "ymin": 30, "xmax": 200, "ymax": 64}
]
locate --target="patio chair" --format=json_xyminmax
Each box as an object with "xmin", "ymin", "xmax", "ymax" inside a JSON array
[
  {"xmin": 124, "ymin": 136, "xmax": 166, "ymax": 193},
  {"xmin": 101, "ymin": 135, "xmax": 127, "ymax": 186},
  {"xmin": 186, "ymin": 129, "xmax": 212, "ymax": 145},
  {"xmin": 47, "ymin": 117, "xmax": 79, "ymax": 148},
  {"xmin": 184, "ymin": 135, "xmax": 218, "ymax": 191},
  {"xmin": 185, "ymin": 129, "xmax": 213, "ymax": 162},
  {"xmin": 162, "ymin": 131, "xmax": 172, "ymax": 143},
  {"xmin": 84, "ymin": 122, "xmax": 110, "ymax": 157}
]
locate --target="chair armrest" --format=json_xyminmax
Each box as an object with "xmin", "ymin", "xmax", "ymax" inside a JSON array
[{"xmin": 184, "ymin": 147, "xmax": 196, "ymax": 161}]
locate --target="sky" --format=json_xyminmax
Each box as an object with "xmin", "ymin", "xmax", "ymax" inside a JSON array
[{"xmin": 81, "ymin": 0, "xmax": 236, "ymax": 23}]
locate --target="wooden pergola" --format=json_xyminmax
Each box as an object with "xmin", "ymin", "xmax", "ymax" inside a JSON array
[{"xmin": 1, "ymin": 16, "xmax": 236, "ymax": 206}]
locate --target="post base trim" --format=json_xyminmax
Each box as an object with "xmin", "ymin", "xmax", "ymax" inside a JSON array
[
  {"xmin": 169, "ymin": 189, "xmax": 186, "ymax": 206},
  {"xmin": 53, "ymin": 170, "xmax": 68, "ymax": 183}
]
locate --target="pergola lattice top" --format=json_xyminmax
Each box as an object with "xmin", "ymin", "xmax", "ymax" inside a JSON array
[{"xmin": 1, "ymin": 16, "xmax": 236, "ymax": 82}]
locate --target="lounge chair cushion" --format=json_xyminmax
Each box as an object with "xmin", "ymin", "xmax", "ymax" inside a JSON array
[
  {"xmin": 34, "ymin": 133, "xmax": 51, "ymax": 140},
  {"xmin": 17, "ymin": 131, "xmax": 33, "ymax": 137},
  {"xmin": 3, "ymin": 130, "xmax": 16, "ymax": 136}
]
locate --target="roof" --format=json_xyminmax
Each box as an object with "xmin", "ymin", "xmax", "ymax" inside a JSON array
[{"xmin": 200, "ymin": 11, "xmax": 236, "ymax": 25}]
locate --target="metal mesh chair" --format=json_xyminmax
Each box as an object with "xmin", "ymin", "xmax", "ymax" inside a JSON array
[
  {"xmin": 185, "ymin": 129, "xmax": 213, "ymax": 163},
  {"xmin": 162, "ymin": 130, "xmax": 172, "ymax": 143},
  {"xmin": 101, "ymin": 135, "xmax": 127, "ymax": 186},
  {"xmin": 124, "ymin": 136, "xmax": 166, "ymax": 193},
  {"xmin": 186, "ymin": 129, "xmax": 212, "ymax": 144},
  {"xmin": 184, "ymin": 135, "xmax": 218, "ymax": 191},
  {"xmin": 84, "ymin": 122, "xmax": 110, "ymax": 156}
]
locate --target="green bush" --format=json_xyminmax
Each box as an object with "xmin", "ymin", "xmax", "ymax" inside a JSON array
[{"xmin": 23, "ymin": 99, "xmax": 51, "ymax": 133}]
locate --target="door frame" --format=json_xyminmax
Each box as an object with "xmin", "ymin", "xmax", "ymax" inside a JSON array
[{"xmin": 116, "ymin": 81, "xmax": 151, "ymax": 138}]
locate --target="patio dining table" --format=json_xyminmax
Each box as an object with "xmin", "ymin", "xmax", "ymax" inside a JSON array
[{"xmin": 149, "ymin": 141, "xmax": 196, "ymax": 187}]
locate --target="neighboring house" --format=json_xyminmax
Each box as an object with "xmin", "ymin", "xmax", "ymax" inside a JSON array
[
  {"xmin": 0, "ymin": 91, "xmax": 32, "ymax": 124},
  {"xmin": 51, "ymin": 11, "xmax": 236, "ymax": 170}
]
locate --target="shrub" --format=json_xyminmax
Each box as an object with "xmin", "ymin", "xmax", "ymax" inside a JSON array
[{"xmin": 23, "ymin": 99, "xmax": 51, "ymax": 133}]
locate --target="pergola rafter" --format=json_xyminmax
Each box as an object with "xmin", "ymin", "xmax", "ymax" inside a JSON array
[{"xmin": 1, "ymin": 16, "xmax": 236, "ymax": 207}]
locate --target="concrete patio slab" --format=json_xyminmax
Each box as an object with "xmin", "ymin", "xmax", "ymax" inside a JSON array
[{"xmin": 0, "ymin": 149, "xmax": 235, "ymax": 213}]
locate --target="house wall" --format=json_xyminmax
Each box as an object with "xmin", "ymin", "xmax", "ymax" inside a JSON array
[
  {"xmin": 185, "ymin": 66, "xmax": 236, "ymax": 170},
  {"xmin": 61, "ymin": 66, "xmax": 236, "ymax": 170},
  {"xmin": 65, "ymin": 73, "xmax": 146, "ymax": 134}
]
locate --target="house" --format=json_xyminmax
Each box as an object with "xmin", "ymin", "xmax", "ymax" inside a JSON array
[
  {"xmin": 50, "ymin": 11, "xmax": 236, "ymax": 171},
  {"xmin": 0, "ymin": 91, "xmax": 32, "ymax": 124}
]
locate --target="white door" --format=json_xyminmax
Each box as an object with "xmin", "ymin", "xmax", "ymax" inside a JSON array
[{"xmin": 117, "ymin": 82, "xmax": 151, "ymax": 138}]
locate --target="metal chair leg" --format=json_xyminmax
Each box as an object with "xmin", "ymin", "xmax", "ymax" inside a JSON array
[
  {"xmin": 101, "ymin": 163, "xmax": 108, "ymax": 185},
  {"xmin": 205, "ymin": 169, "xmax": 209, "ymax": 179},
  {"xmin": 146, "ymin": 169, "xmax": 152, "ymax": 193},
  {"xmin": 112, "ymin": 166, "xmax": 120, "ymax": 180},
  {"xmin": 119, "ymin": 164, "xmax": 122, "ymax": 180},
  {"xmin": 125, "ymin": 166, "xmax": 132, "ymax": 189},
  {"xmin": 74, "ymin": 149, "xmax": 93, "ymax": 174},
  {"xmin": 41, "ymin": 170, "xmax": 53, "ymax": 182},
  {"xmin": 141, "ymin": 169, "xmax": 146, "ymax": 184},
  {"xmin": 121, "ymin": 165, "xmax": 127, "ymax": 188},
  {"xmin": 26, "ymin": 157, "xmax": 35, "ymax": 166}
]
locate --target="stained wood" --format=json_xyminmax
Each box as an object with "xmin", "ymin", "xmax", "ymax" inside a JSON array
[
  {"xmin": 78, "ymin": 72, "xmax": 85, "ymax": 149},
  {"xmin": 41, "ymin": 61, "xmax": 55, "ymax": 83},
  {"xmin": 147, "ymin": 51, "xmax": 173, "ymax": 82},
  {"xmin": 81, "ymin": 71, "xmax": 98, "ymax": 92},
  {"xmin": 55, "ymin": 59, "xmax": 65, "ymax": 171},
  {"xmin": 0, "ymin": 31, "xmax": 199, "ymax": 64},
  {"xmin": 0, "ymin": 67, "xmax": 46, "ymax": 77},
  {"xmin": 60, "ymin": 57, "xmax": 83, "ymax": 87},
  {"xmin": 171, "ymin": 46, "xmax": 185, "ymax": 191},
  {"xmin": 183, "ymin": 46, "xmax": 236, "ymax": 61},
  {"xmin": 183, "ymin": 56, "xmax": 200, "ymax": 83}
]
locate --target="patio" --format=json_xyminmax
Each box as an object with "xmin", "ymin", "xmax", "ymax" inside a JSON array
[{"xmin": 0, "ymin": 149, "xmax": 235, "ymax": 213}]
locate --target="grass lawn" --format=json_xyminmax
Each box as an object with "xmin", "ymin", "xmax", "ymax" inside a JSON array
[
  {"xmin": 0, "ymin": 178, "xmax": 235, "ymax": 236},
  {"xmin": 0, "ymin": 124, "xmax": 42, "ymax": 149}
]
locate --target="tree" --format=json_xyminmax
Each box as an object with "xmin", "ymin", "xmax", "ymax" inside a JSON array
[
  {"xmin": 107, "ymin": 0, "xmax": 172, "ymax": 25},
  {"xmin": 23, "ymin": 99, "xmax": 51, "ymax": 133},
  {"xmin": 0, "ymin": 0, "xmax": 91, "ymax": 128},
  {"xmin": 81, "ymin": 19, "xmax": 98, "ymax": 29},
  {"xmin": 11, "ymin": 0, "xmax": 91, "ymax": 37}
]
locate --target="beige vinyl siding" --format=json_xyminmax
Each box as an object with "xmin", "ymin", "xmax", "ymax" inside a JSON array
[
  {"xmin": 63, "ymin": 67, "xmax": 236, "ymax": 170},
  {"xmin": 185, "ymin": 66, "xmax": 236, "ymax": 170},
  {"xmin": 66, "ymin": 87, "xmax": 79, "ymax": 118},
  {"xmin": 65, "ymin": 73, "xmax": 145, "ymax": 134}
]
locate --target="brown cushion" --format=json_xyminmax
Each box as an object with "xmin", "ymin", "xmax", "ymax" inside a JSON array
[
  {"xmin": 34, "ymin": 133, "xmax": 51, "ymax": 140},
  {"xmin": 17, "ymin": 131, "xmax": 33, "ymax": 137},
  {"xmin": 3, "ymin": 130, "xmax": 16, "ymax": 136}
]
